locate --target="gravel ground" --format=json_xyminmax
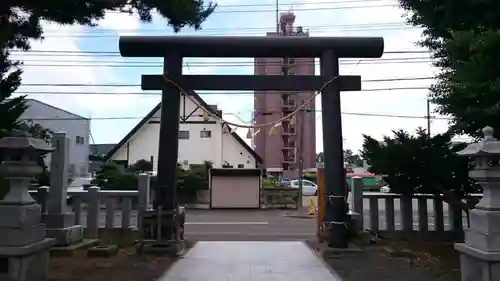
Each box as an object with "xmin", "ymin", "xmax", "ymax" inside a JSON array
[
  {"xmin": 48, "ymin": 241, "xmax": 196, "ymax": 281},
  {"xmin": 49, "ymin": 249, "xmax": 173, "ymax": 281},
  {"xmin": 308, "ymin": 239, "xmax": 461, "ymax": 281}
]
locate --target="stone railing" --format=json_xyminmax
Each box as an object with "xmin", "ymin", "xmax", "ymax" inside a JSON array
[
  {"xmin": 355, "ymin": 190, "xmax": 482, "ymax": 240},
  {"xmin": 29, "ymin": 175, "xmax": 152, "ymax": 238}
]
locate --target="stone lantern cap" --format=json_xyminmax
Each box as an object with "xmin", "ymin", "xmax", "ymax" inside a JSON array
[
  {"xmin": 456, "ymin": 126, "xmax": 500, "ymax": 157},
  {"xmin": 0, "ymin": 127, "xmax": 53, "ymax": 153}
]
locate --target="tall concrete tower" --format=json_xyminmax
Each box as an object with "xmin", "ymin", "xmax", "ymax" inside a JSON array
[{"xmin": 253, "ymin": 12, "xmax": 316, "ymax": 178}]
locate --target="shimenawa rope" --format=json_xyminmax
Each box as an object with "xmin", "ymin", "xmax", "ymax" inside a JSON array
[{"xmin": 161, "ymin": 75, "xmax": 341, "ymax": 130}]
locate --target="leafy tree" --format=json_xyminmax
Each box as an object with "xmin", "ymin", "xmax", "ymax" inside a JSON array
[
  {"xmin": 0, "ymin": 0, "xmax": 216, "ymax": 138},
  {"xmin": 22, "ymin": 120, "xmax": 54, "ymax": 171},
  {"xmin": 23, "ymin": 120, "xmax": 54, "ymax": 144},
  {"xmin": 316, "ymin": 152, "xmax": 324, "ymax": 163},
  {"xmin": 344, "ymin": 149, "xmax": 363, "ymax": 166},
  {"xmin": 177, "ymin": 161, "xmax": 211, "ymax": 202},
  {"xmin": 398, "ymin": 0, "xmax": 500, "ymax": 138},
  {"xmin": 361, "ymin": 128, "xmax": 480, "ymax": 227},
  {"xmin": 91, "ymin": 162, "xmax": 137, "ymax": 190},
  {"xmin": 316, "ymin": 150, "xmax": 363, "ymax": 166},
  {"xmin": 128, "ymin": 159, "xmax": 153, "ymax": 173}
]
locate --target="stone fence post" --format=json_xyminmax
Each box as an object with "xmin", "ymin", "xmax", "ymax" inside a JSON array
[
  {"xmin": 45, "ymin": 131, "xmax": 83, "ymax": 246},
  {"xmin": 86, "ymin": 186, "xmax": 100, "ymax": 238},
  {"xmin": 137, "ymin": 174, "xmax": 151, "ymax": 230},
  {"xmin": 455, "ymin": 126, "xmax": 500, "ymax": 281},
  {"xmin": 350, "ymin": 176, "xmax": 364, "ymax": 230}
]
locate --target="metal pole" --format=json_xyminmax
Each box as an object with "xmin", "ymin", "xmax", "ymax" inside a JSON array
[
  {"xmin": 297, "ymin": 105, "xmax": 304, "ymax": 211},
  {"xmin": 320, "ymin": 49, "xmax": 348, "ymax": 248},
  {"xmin": 426, "ymin": 98, "xmax": 431, "ymax": 137},
  {"xmin": 276, "ymin": 0, "xmax": 279, "ymax": 33}
]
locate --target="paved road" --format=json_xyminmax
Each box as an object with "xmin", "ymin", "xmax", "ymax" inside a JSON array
[
  {"xmin": 75, "ymin": 209, "xmax": 316, "ymax": 241},
  {"xmin": 74, "ymin": 206, "xmax": 461, "ymax": 241},
  {"xmin": 185, "ymin": 210, "xmax": 316, "ymax": 241}
]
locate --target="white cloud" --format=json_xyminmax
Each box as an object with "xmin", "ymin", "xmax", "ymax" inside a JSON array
[
  {"xmin": 12, "ymin": 3, "xmax": 451, "ymax": 154},
  {"xmin": 98, "ymin": 12, "xmax": 142, "ymax": 36},
  {"xmin": 17, "ymin": 23, "xmax": 147, "ymax": 114},
  {"xmin": 14, "ymin": 19, "xmax": 161, "ymax": 144}
]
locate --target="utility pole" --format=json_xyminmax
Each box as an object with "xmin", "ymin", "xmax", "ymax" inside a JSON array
[
  {"xmin": 426, "ymin": 98, "xmax": 431, "ymax": 137},
  {"xmin": 275, "ymin": 0, "xmax": 279, "ymax": 33},
  {"xmin": 297, "ymin": 105, "xmax": 305, "ymax": 211}
]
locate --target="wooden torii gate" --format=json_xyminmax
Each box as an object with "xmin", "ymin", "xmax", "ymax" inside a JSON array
[{"xmin": 119, "ymin": 35, "xmax": 384, "ymax": 248}]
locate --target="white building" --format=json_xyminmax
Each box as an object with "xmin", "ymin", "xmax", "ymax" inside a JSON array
[
  {"xmin": 19, "ymin": 99, "xmax": 90, "ymax": 177},
  {"xmin": 104, "ymin": 92, "xmax": 262, "ymax": 169}
]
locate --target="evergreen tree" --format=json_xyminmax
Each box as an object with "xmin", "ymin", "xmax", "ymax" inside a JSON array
[
  {"xmin": 398, "ymin": 0, "xmax": 500, "ymax": 138},
  {"xmin": 0, "ymin": 0, "xmax": 216, "ymax": 136}
]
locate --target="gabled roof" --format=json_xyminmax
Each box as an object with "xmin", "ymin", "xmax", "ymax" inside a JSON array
[
  {"xmin": 229, "ymin": 130, "xmax": 263, "ymax": 164},
  {"xmin": 103, "ymin": 91, "xmax": 262, "ymax": 164},
  {"xmin": 90, "ymin": 144, "xmax": 116, "ymax": 156},
  {"xmin": 24, "ymin": 99, "xmax": 89, "ymax": 120}
]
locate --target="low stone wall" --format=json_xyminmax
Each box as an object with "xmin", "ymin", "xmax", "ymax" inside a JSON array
[
  {"xmin": 193, "ymin": 188, "xmax": 299, "ymax": 209},
  {"xmin": 260, "ymin": 188, "xmax": 299, "ymax": 209}
]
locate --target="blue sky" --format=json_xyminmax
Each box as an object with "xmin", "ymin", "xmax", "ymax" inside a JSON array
[{"xmin": 14, "ymin": 0, "xmax": 456, "ymax": 152}]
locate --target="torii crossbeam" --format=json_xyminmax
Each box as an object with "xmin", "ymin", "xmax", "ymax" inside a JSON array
[{"xmin": 119, "ymin": 35, "xmax": 384, "ymax": 248}]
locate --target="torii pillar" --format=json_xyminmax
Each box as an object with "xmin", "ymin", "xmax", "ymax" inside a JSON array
[{"xmin": 119, "ymin": 35, "xmax": 384, "ymax": 248}]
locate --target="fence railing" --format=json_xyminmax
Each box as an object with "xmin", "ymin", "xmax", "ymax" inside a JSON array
[
  {"xmin": 30, "ymin": 183, "xmax": 151, "ymax": 237},
  {"xmin": 356, "ymin": 191, "xmax": 482, "ymax": 240},
  {"xmin": 29, "ymin": 177, "xmax": 483, "ymax": 241}
]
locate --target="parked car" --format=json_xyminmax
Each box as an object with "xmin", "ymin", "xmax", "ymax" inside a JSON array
[
  {"xmin": 289, "ymin": 179, "xmax": 317, "ymax": 196},
  {"xmin": 380, "ymin": 185, "xmax": 391, "ymax": 193}
]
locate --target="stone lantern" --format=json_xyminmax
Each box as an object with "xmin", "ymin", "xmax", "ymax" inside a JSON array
[
  {"xmin": 455, "ymin": 126, "xmax": 500, "ymax": 281},
  {"xmin": 0, "ymin": 127, "xmax": 56, "ymax": 281}
]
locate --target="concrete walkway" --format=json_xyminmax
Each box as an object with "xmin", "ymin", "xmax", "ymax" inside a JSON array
[{"xmin": 159, "ymin": 241, "xmax": 341, "ymax": 281}]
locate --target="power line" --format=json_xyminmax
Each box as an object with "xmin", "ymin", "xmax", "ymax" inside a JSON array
[
  {"xmin": 144, "ymin": 0, "xmax": 396, "ymax": 9},
  {"xmin": 43, "ymin": 26, "xmax": 415, "ymax": 38},
  {"xmin": 12, "ymin": 86, "xmax": 431, "ymax": 96},
  {"xmin": 42, "ymin": 21, "xmax": 408, "ymax": 34},
  {"xmin": 11, "ymin": 50, "xmax": 431, "ymax": 56},
  {"xmin": 18, "ymin": 77, "xmax": 434, "ymax": 87},
  {"xmin": 18, "ymin": 111, "xmax": 449, "ymax": 121},
  {"xmin": 14, "ymin": 56, "xmax": 432, "ymax": 64},
  {"xmin": 14, "ymin": 60, "xmax": 434, "ymax": 68},
  {"xmin": 104, "ymin": 4, "xmax": 397, "ymax": 15}
]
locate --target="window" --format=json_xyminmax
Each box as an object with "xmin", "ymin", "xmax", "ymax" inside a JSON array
[
  {"xmin": 302, "ymin": 180, "xmax": 314, "ymax": 187},
  {"xmin": 200, "ymin": 130, "xmax": 212, "ymax": 138},
  {"xmin": 237, "ymin": 164, "xmax": 244, "ymax": 168},
  {"xmin": 178, "ymin": 131, "xmax": 190, "ymax": 139},
  {"xmin": 76, "ymin": 136, "xmax": 85, "ymax": 145}
]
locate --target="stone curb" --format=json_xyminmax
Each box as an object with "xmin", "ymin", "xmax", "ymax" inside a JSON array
[{"xmin": 284, "ymin": 214, "xmax": 316, "ymax": 219}]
